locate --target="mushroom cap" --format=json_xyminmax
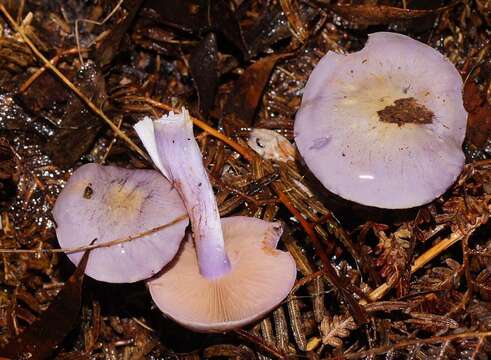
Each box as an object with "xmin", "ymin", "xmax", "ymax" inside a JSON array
[
  {"xmin": 248, "ymin": 128, "xmax": 296, "ymax": 162},
  {"xmin": 294, "ymin": 32, "xmax": 467, "ymax": 209},
  {"xmin": 148, "ymin": 216, "xmax": 297, "ymax": 332},
  {"xmin": 52, "ymin": 163, "xmax": 188, "ymax": 283}
]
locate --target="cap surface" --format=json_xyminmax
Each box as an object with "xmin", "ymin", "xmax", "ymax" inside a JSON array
[
  {"xmin": 148, "ymin": 216, "xmax": 297, "ymax": 332},
  {"xmin": 294, "ymin": 32, "xmax": 467, "ymax": 209},
  {"xmin": 52, "ymin": 163, "xmax": 189, "ymax": 283}
]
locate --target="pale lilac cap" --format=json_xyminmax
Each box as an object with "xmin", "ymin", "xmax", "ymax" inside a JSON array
[
  {"xmin": 52, "ymin": 163, "xmax": 189, "ymax": 283},
  {"xmin": 294, "ymin": 32, "xmax": 467, "ymax": 209}
]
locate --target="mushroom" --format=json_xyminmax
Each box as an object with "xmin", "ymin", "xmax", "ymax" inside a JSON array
[
  {"xmin": 52, "ymin": 164, "xmax": 189, "ymax": 283},
  {"xmin": 135, "ymin": 109, "xmax": 297, "ymax": 331},
  {"xmin": 294, "ymin": 32, "xmax": 467, "ymax": 209},
  {"xmin": 248, "ymin": 128, "xmax": 296, "ymax": 162}
]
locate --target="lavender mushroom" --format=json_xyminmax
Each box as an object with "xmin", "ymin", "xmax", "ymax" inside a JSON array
[
  {"xmin": 294, "ymin": 32, "xmax": 468, "ymax": 209},
  {"xmin": 135, "ymin": 109, "xmax": 297, "ymax": 332},
  {"xmin": 52, "ymin": 164, "xmax": 188, "ymax": 283}
]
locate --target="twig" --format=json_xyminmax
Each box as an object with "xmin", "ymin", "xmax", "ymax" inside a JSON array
[
  {"xmin": 0, "ymin": 5, "xmax": 149, "ymax": 161},
  {"xmin": 19, "ymin": 48, "xmax": 88, "ymax": 93},
  {"xmin": 336, "ymin": 331, "xmax": 491, "ymax": 359},
  {"xmin": 100, "ymin": 116, "xmax": 123, "ymax": 164},
  {"xmin": 233, "ymin": 329, "xmax": 286, "ymax": 359},
  {"xmin": 367, "ymin": 213, "xmax": 488, "ymax": 302},
  {"xmin": 0, "ymin": 214, "xmax": 188, "ymax": 255}
]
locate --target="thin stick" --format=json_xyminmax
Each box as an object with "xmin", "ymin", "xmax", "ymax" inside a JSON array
[
  {"xmin": 366, "ymin": 231, "xmax": 464, "ymax": 302},
  {"xmin": 19, "ymin": 48, "xmax": 87, "ymax": 93},
  {"xmin": 0, "ymin": 214, "xmax": 188, "ymax": 255},
  {"xmin": 233, "ymin": 329, "xmax": 286, "ymax": 359},
  {"xmin": 338, "ymin": 331, "xmax": 491, "ymax": 359},
  {"xmin": 100, "ymin": 116, "xmax": 123, "ymax": 164},
  {"xmin": 0, "ymin": 5, "xmax": 149, "ymax": 161}
]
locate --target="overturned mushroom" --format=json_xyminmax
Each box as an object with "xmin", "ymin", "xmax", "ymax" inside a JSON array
[
  {"xmin": 135, "ymin": 109, "xmax": 297, "ymax": 331},
  {"xmin": 52, "ymin": 164, "xmax": 188, "ymax": 283},
  {"xmin": 248, "ymin": 128, "xmax": 296, "ymax": 162},
  {"xmin": 294, "ymin": 32, "xmax": 467, "ymax": 209}
]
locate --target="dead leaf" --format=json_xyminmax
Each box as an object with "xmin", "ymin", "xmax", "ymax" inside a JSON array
[
  {"xmin": 328, "ymin": 3, "xmax": 456, "ymax": 27},
  {"xmin": 0, "ymin": 249, "xmax": 91, "ymax": 360},
  {"xmin": 242, "ymin": 2, "xmax": 318, "ymax": 56},
  {"xmin": 247, "ymin": 128, "xmax": 295, "ymax": 162},
  {"xmin": 279, "ymin": 0, "xmax": 309, "ymax": 42},
  {"xmin": 223, "ymin": 53, "xmax": 291, "ymax": 131},
  {"xmin": 189, "ymin": 32, "xmax": 219, "ymax": 117},
  {"xmin": 0, "ymin": 138, "xmax": 15, "ymax": 180},
  {"xmin": 320, "ymin": 315, "xmax": 358, "ymax": 348},
  {"xmin": 464, "ymin": 81, "xmax": 491, "ymax": 149}
]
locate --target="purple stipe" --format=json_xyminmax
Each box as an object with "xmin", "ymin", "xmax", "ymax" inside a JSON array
[{"xmin": 135, "ymin": 110, "xmax": 231, "ymax": 279}]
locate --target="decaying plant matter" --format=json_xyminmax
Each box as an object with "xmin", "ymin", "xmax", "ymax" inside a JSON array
[{"xmin": 0, "ymin": 0, "xmax": 490, "ymax": 359}]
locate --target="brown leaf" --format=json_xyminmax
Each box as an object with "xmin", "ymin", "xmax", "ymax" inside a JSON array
[
  {"xmin": 189, "ymin": 32, "xmax": 219, "ymax": 117},
  {"xmin": 463, "ymin": 81, "xmax": 491, "ymax": 149},
  {"xmin": 0, "ymin": 249, "xmax": 91, "ymax": 360},
  {"xmin": 243, "ymin": 2, "xmax": 317, "ymax": 56},
  {"xmin": 223, "ymin": 53, "xmax": 291, "ymax": 131},
  {"xmin": 203, "ymin": 344, "xmax": 255, "ymax": 359},
  {"xmin": 375, "ymin": 226, "xmax": 412, "ymax": 284},
  {"xmin": 328, "ymin": 3, "xmax": 456, "ymax": 27},
  {"xmin": 0, "ymin": 138, "xmax": 15, "ymax": 180}
]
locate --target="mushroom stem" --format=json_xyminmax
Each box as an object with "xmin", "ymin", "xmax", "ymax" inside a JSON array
[{"xmin": 135, "ymin": 110, "xmax": 231, "ymax": 279}]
